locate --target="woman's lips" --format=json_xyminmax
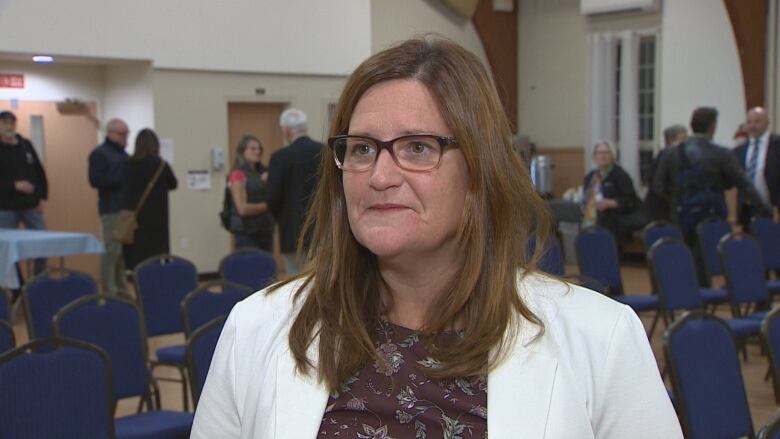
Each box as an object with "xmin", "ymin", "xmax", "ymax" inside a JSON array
[{"xmin": 368, "ymin": 203, "xmax": 408, "ymax": 211}]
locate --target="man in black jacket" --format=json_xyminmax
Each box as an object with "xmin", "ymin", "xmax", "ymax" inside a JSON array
[
  {"xmin": 267, "ymin": 109, "xmax": 323, "ymax": 275},
  {"xmin": 88, "ymin": 118, "xmax": 130, "ymax": 296},
  {"xmin": 653, "ymin": 107, "xmax": 770, "ymax": 284},
  {"xmin": 0, "ymin": 110, "xmax": 49, "ymax": 278},
  {"xmin": 734, "ymin": 107, "xmax": 780, "ymax": 228}
]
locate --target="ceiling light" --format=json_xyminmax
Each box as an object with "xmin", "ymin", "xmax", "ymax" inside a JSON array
[{"xmin": 32, "ymin": 55, "xmax": 54, "ymax": 64}]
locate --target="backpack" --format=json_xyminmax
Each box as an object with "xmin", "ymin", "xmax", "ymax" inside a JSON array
[{"xmin": 675, "ymin": 145, "xmax": 727, "ymax": 235}]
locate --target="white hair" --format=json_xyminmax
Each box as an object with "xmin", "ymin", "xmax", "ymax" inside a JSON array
[
  {"xmin": 592, "ymin": 140, "xmax": 618, "ymax": 161},
  {"xmin": 279, "ymin": 108, "xmax": 308, "ymax": 132}
]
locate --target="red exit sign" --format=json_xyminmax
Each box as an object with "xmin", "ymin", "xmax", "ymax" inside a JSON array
[{"xmin": 0, "ymin": 74, "xmax": 24, "ymax": 89}]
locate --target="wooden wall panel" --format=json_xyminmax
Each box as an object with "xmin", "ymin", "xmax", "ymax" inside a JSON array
[
  {"xmin": 723, "ymin": 0, "xmax": 769, "ymax": 109},
  {"xmin": 472, "ymin": 0, "xmax": 519, "ymax": 131}
]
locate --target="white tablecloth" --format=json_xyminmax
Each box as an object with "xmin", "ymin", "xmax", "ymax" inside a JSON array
[{"xmin": 0, "ymin": 229, "xmax": 104, "ymax": 289}]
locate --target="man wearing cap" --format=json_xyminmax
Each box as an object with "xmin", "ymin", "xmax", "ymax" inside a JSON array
[
  {"xmin": 0, "ymin": 110, "xmax": 49, "ymax": 277},
  {"xmin": 267, "ymin": 108, "xmax": 323, "ymax": 275},
  {"xmin": 88, "ymin": 118, "xmax": 130, "ymax": 296}
]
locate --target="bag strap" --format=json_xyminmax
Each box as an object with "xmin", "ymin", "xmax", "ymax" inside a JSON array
[{"xmin": 133, "ymin": 161, "xmax": 166, "ymax": 212}]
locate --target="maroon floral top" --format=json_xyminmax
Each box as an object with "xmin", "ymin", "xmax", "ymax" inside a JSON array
[{"xmin": 318, "ymin": 320, "xmax": 488, "ymax": 438}]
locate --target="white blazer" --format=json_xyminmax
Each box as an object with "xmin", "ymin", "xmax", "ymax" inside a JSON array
[{"xmin": 191, "ymin": 273, "xmax": 682, "ymax": 438}]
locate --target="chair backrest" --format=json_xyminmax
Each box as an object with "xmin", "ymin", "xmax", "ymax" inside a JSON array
[
  {"xmin": 181, "ymin": 280, "xmax": 251, "ymax": 336},
  {"xmin": 22, "ymin": 268, "xmax": 98, "ymax": 340},
  {"xmin": 719, "ymin": 233, "xmax": 770, "ymax": 306},
  {"xmin": 763, "ymin": 307, "xmax": 780, "ymax": 405},
  {"xmin": 696, "ymin": 217, "xmax": 732, "ymax": 278},
  {"xmin": 643, "ymin": 220, "xmax": 683, "ymax": 251},
  {"xmin": 186, "ymin": 315, "xmax": 227, "ymax": 408},
  {"xmin": 575, "ymin": 226, "xmax": 623, "ymax": 294},
  {"xmin": 0, "ymin": 320, "xmax": 15, "ymax": 354},
  {"xmin": 0, "ymin": 337, "xmax": 114, "ymax": 439},
  {"xmin": 648, "ymin": 238, "xmax": 703, "ymax": 312},
  {"xmin": 665, "ymin": 311, "xmax": 754, "ymax": 439},
  {"xmin": 133, "ymin": 254, "xmax": 198, "ymax": 336},
  {"xmin": 758, "ymin": 408, "xmax": 780, "ymax": 439},
  {"xmin": 0, "ymin": 290, "xmax": 8, "ymax": 321},
  {"xmin": 528, "ymin": 234, "xmax": 565, "ymax": 276},
  {"xmin": 219, "ymin": 248, "xmax": 276, "ymax": 291},
  {"xmin": 54, "ymin": 295, "xmax": 151, "ymax": 401},
  {"xmin": 751, "ymin": 216, "xmax": 780, "ymax": 271}
]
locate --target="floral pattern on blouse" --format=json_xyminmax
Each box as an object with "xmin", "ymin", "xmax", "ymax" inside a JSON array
[{"xmin": 318, "ymin": 320, "xmax": 488, "ymax": 439}]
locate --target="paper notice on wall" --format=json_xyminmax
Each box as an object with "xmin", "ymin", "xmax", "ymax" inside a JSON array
[
  {"xmin": 160, "ymin": 138, "xmax": 174, "ymax": 165},
  {"xmin": 187, "ymin": 170, "xmax": 211, "ymax": 191}
]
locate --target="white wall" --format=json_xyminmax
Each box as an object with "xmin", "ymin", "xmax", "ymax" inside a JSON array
[
  {"xmin": 517, "ymin": 0, "xmax": 587, "ymax": 147},
  {"xmin": 659, "ymin": 0, "xmax": 745, "ymax": 146},
  {"xmin": 370, "ymin": 0, "xmax": 488, "ymax": 65},
  {"xmin": 0, "ymin": 0, "xmax": 371, "ymax": 76},
  {"xmin": 103, "ymin": 63, "xmax": 155, "ymax": 154},
  {"xmin": 0, "ymin": 62, "xmax": 105, "ymax": 105},
  {"xmin": 153, "ymin": 69, "xmax": 346, "ymax": 272}
]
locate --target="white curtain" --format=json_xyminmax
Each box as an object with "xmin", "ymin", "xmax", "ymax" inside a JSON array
[
  {"xmin": 585, "ymin": 32, "xmax": 616, "ymax": 171},
  {"xmin": 618, "ymin": 30, "xmax": 640, "ymax": 187},
  {"xmin": 585, "ymin": 30, "xmax": 641, "ymax": 189}
]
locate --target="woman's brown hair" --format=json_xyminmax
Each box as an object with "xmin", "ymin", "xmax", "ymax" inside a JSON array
[
  {"xmin": 132, "ymin": 128, "xmax": 160, "ymax": 160},
  {"xmin": 281, "ymin": 36, "xmax": 552, "ymax": 391}
]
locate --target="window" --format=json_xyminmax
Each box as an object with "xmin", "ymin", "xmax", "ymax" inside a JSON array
[{"xmin": 638, "ymin": 35, "xmax": 656, "ymax": 145}]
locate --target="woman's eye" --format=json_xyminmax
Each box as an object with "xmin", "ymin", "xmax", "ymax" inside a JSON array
[{"xmin": 410, "ymin": 143, "xmax": 427, "ymax": 154}]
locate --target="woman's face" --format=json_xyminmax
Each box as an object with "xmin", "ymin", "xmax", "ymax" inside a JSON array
[
  {"xmin": 243, "ymin": 140, "xmax": 263, "ymax": 165},
  {"xmin": 343, "ymin": 79, "xmax": 470, "ymax": 261},
  {"xmin": 593, "ymin": 143, "xmax": 614, "ymax": 168}
]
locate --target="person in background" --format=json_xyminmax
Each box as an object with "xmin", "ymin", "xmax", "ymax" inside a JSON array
[
  {"xmin": 192, "ymin": 37, "xmax": 681, "ymax": 439},
  {"xmin": 582, "ymin": 141, "xmax": 643, "ymax": 245},
  {"xmin": 121, "ymin": 128, "xmax": 177, "ymax": 270},
  {"xmin": 227, "ymin": 135, "xmax": 274, "ymax": 252},
  {"xmin": 734, "ymin": 107, "xmax": 780, "ymax": 228},
  {"xmin": 0, "ymin": 110, "xmax": 49, "ymax": 288},
  {"xmin": 266, "ymin": 108, "xmax": 323, "ymax": 275},
  {"xmin": 653, "ymin": 107, "xmax": 770, "ymax": 285},
  {"xmin": 645, "ymin": 124, "xmax": 687, "ymax": 222},
  {"xmin": 88, "ymin": 118, "xmax": 130, "ymax": 296}
]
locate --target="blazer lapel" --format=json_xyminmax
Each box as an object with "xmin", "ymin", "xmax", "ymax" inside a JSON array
[
  {"xmin": 274, "ymin": 346, "xmax": 330, "ymax": 438},
  {"xmin": 488, "ymin": 332, "xmax": 558, "ymax": 439}
]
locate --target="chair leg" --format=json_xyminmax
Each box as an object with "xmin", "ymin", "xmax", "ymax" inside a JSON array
[
  {"xmin": 647, "ymin": 311, "xmax": 660, "ymax": 340},
  {"xmin": 177, "ymin": 364, "xmax": 190, "ymax": 412}
]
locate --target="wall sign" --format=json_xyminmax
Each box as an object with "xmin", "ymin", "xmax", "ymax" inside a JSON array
[{"xmin": 0, "ymin": 74, "xmax": 24, "ymax": 89}]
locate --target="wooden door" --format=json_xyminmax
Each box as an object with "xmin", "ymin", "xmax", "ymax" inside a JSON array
[
  {"xmin": 0, "ymin": 100, "xmax": 101, "ymax": 278},
  {"xmin": 226, "ymin": 102, "xmax": 287, "ymax": 271}
]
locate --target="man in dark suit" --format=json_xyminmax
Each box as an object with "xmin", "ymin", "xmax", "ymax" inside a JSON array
[
  {"xmin": 645, "ymin": 124, "xmax": 687, "ymax": 221},
  {"xmin": 267, "ymin": 109, "xmax": 323, "ymax": 275},
  {"xmin": 734, "ymin": 106, "xmax": 780, "ymax": 228}
]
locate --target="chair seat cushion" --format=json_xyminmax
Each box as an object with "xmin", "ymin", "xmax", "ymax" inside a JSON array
[
  {"xmin": 725, "ymin": 318, "xmax": 761, "ymax": 337},
  {"xmin": 115, "ymin": 410, "xmax": 193, "ymax": 439},
  {"xmin": 155, "ymin": 345, "xmax": 185, "ymax": 364},
  {"xmin": 613, "ymin": 295, "xmax": 659, "ymax": 312},
  {"xmin": 699, "ymin": 288, "xmax": 728, "ymax": 304}
]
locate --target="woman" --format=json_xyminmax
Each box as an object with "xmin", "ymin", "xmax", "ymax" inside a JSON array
[
  {"xmin": 121, "ymin": 128, "xmax": 177, "ymax": 270},
  {"xmin": 583, "ymin": 141, "xmax": 644, "ymax": 243},
  {"xmin": 192, "ymin": 38, "xmax": 681, "ymax": 438},
  {"xmin": 227, "ymin": 135, "xmax": 274, "ymax": 251}
]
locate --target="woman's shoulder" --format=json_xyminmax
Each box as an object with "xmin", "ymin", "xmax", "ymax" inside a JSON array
[
  {"xmin": 517, "ymin": 272, "xmax": 632, "ymax": 340},
  {"xmin": 229, "ymin": 277, "xmax": 307, "ymax": 331}
]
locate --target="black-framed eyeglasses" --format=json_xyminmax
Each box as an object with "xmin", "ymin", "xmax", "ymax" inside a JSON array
[{"xmin": 327, "ymin": 134, "xmax": 458, "ymax": 172}]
